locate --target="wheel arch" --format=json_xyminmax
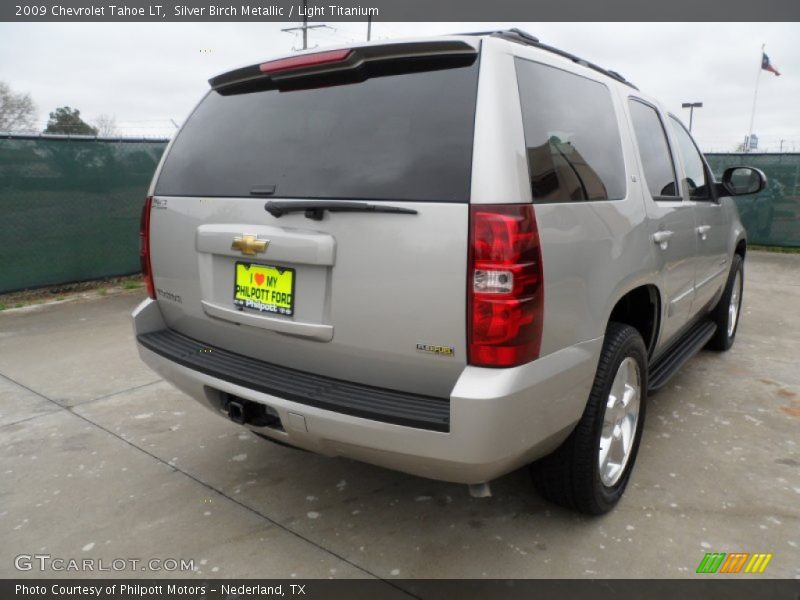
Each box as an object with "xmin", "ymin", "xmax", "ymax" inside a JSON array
[
  {"xmin": 735, "ymin": 237, "xmax": 747, "ymax": 260},
  {"xmin": 607, "ymin": 284, "xmax": 661, "ymax": 358}
]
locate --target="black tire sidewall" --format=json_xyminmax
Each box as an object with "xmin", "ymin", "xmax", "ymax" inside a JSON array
[
  {"xmin": 588, "ymin": 325, "xmax": 648, "ymax": 512},
  {"xmin": 711, "ymin": 254, "xmax": 744, "ymax": 350},
  {"xmin": 725, "ymin": 257, "xmax": 744, "ymax": 342},
  {"xmin": 529, "ymin": 323, "xmax": 649, "ymax": 515}
]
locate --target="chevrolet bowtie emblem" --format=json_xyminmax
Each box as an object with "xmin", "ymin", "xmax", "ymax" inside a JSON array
[{"xmin": 231, "ymin": 235, "xmax": 269, "ymax": 256}]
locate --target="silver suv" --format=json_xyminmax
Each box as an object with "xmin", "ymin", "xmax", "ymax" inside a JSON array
[{"xmin": 133, "ymin": 29, "xmax": 766, "ymax": 514}]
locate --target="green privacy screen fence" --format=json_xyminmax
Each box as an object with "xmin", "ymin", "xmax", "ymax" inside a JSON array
[
  {"xmin": 706, "ymin": 153, "xmax": 800, "ymax": 248},
  {"xmin": 0, "ymin": 137, "xmax": 798, "ymax": 294},
  {"xmin": 0, "ymin": 135, "xmax": 167, "ymax": 293}
]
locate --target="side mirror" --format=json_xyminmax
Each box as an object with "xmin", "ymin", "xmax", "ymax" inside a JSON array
[{"xmin": 721, "ymin": 166, "xmax": 767, "ymax": 196}]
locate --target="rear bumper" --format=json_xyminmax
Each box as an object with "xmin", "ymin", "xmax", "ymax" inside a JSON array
[
  {"xmin": 133, "ymin": 298, "xmax": 601, "ymax": 484},
  {"xmin": 138, "ymin": 328, "xmax": 451, "ymax": 432}
]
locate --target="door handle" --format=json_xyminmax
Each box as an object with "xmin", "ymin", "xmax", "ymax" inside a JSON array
[
  {"xmin": 696, "ymin": 225, "xmax": 711, "ymax": 240},
  {"xmin": 652, "ymin": 230, "xmax": 674, "ymax": 250}
]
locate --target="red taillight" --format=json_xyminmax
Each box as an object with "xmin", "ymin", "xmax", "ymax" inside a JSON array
[
  {"xmin": 259, "ymin": 49, "xmax": 352, "ymax": 75},
  {"xmin": 139, "ymin": 196, "xmax": 155, "ymax": 299},
  {"xmin": 468, "ymin": 204, "xmax": 544, "ymax": 368}
]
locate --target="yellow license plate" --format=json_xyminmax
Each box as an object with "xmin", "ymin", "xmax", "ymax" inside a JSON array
[{"xmin": 233, "ymin": 262, "xmax": 295, "ymax": 316}]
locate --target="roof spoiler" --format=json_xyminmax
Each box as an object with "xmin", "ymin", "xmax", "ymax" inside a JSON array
[{"xmin": 209, "ymin": 40, "xmax": 479, "ymax": 94}]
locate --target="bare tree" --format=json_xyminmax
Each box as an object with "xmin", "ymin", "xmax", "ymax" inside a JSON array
[
  {"xmin": 94, "ymin": 114, "xmax": 118, "ymax": 137},
  {"xmin": 0, "ymin": 81, "xmax": 37, "ymax": 132}
]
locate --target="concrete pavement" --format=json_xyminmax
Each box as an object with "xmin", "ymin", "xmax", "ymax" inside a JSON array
[{"xmin": 1, "ymin": 251, "xmax": 798, "ymax": 580}]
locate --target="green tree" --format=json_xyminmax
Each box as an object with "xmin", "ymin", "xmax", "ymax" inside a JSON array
[{"xmin": 45, "ymin": 106, "xmax": 98, "ymax": 135}]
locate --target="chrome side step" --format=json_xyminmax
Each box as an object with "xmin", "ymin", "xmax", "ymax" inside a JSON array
[{"xmin": 648, "ymin": 320, "xmax": 716, "ymax": 392}]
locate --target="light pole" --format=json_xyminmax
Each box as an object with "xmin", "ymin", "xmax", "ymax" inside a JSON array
[{"xmin": 681, "ymin": 102, "xmax": 703, "ymax": 132}]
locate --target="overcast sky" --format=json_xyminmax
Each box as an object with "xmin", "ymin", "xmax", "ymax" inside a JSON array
[{"xmin": 1, "ymin": 22, "xmax": 797, "ymax": 151}]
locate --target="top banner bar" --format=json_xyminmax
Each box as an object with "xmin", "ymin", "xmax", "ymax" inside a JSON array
[{"xmin": 3, "ymin": 0, "xmax": 800, "ymax": 22}]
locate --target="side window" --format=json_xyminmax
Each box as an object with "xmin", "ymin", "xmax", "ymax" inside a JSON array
[
  {"xmin": 515, "ymin": 58, "xmax": 626, "ymax": 203},
  {"xmin": 669, "ymin": 116, "xmax": 710, "ymax": 200},
  {"xmin": 627, "ymin": 99, "xmax": 680, "ymax": 200}
]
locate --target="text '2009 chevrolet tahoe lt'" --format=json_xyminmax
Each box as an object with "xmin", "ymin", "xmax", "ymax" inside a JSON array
[{"xmin": 133, "ymin": 29, "xmax": 767, "ymax": 514}]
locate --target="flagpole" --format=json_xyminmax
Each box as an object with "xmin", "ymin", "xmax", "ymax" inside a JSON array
[{"xmin": 746, "ymin": 43, "xmax": 764, "ymax": 153}]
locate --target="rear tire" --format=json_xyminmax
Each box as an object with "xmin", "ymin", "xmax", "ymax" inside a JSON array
[
  {"xmin": 706, "ymin": 254, "xmax": 744, "ymax": 351},
  {"xmin": 530, "ymin": 322, "xmax": 648, "ymax": 515}
]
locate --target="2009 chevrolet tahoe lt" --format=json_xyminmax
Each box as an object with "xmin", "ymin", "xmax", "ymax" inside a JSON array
[{"xmin": 133, "ymin": 29, "xmax": 766, "ymax": 514}]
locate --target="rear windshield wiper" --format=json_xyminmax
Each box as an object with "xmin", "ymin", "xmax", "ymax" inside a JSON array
[{"xmin": 264, "ymin": 201, "xmax": 418, "ymax": 221}]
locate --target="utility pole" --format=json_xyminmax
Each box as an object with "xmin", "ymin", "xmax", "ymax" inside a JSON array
[
  {"xmin": 281, "ymin": 0, "xmax": 327, "ymax": 50},
  {"xmin": 780, "ymin": 139, "xmax": 785, "ymax": 152},
  {"xmin": 681, "ymin": 102, "xmax": 703, "ymax": 132},
  {"xmin": 367, "ymin": 15, "xmax": 372, "ymax": 41}
]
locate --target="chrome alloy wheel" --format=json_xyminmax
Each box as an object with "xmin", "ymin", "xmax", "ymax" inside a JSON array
[
  {"xmin": 728, "ymin": 270, "xmax": 742, "ymax": 338},
  {"xmin": 598, "ymin": 357, "xmax": 641, "ymax": 487}
]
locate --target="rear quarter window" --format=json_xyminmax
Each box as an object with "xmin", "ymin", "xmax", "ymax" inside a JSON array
[
  {"xmin": 515, "ymin": 58, "xmax": 627, "ymax": 203},
  {"xmin": 154, "ymin": 60, "xmax": 479, "ymax": 202}
]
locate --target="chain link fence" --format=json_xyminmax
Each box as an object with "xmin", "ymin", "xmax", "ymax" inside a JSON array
[
  {"xmin": 0, "ymin": 137, "xmax": 797, "ymax": 294},
  {"xmin": 706, "ymin": 153, "xmax": 800, "ymax": 247},
  {"xmin": 0, "ymin": 134, "xmax": 167, "ymax": 293}
]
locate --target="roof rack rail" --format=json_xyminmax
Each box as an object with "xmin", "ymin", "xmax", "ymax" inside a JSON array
[{"xmin": 459, "ymin": 28, "xmax": 637, "ymax": 90}]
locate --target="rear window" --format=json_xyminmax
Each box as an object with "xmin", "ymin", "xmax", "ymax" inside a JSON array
[
  {"xmin": 155, "ymin": 60, "xmax": 479, "ymax": 202},
  {"xmin": 515, "ymin": 58, "xmax": 626, "ymax": 203}
]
